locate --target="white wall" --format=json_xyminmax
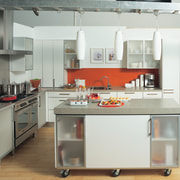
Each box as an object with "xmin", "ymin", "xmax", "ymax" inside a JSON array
[{"xmin": 14, "ymin": 11, "xmax": 180, "ymax": 28}]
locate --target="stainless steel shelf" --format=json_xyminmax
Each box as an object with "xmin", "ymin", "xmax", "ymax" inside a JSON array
[
  {"xmin": 0, "ymin": 50, "xmax": 33, "ymax": 55},
  {"xmin": 0, "ymin": 0, "xmax": 180, "ymax": 14}
]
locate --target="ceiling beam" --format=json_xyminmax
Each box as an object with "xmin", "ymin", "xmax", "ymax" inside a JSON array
[{"xmin": 0, "ymin": 0, "xmax": 180, "ymax": 14}]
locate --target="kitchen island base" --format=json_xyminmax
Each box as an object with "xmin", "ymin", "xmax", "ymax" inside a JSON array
[
  {"xmin": 55, "ymin": 112, "xmax": 180, "ymax": 177},
  {"xmin": 59, "ymin": 168, "xmax": 172, "ymax": 177}
]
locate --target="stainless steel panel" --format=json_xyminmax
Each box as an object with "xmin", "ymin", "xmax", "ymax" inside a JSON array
[{"xmin": 0, "ymin": 0, "xmax": 179, "ymax": 14}]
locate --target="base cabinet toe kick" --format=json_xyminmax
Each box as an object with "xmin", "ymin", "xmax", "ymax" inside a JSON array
[{"xmin": 55, "ymin": 114, "xmax": 180, "ymax": 177}]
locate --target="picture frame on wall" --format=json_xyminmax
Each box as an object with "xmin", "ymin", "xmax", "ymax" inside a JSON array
[
  {"xmin": 105, "ymin": 48, "xmax": 117, "ymax": 64},
  {"xmin": 90, "ymin": 48, "xmax": 104, "ymax": 64}
]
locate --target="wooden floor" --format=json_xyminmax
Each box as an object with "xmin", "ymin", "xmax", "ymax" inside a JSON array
[{"xmin": 1, "ymin": 125, "xmax": 180, "ymax": 180}]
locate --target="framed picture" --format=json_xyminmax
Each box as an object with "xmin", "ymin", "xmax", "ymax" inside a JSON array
[
  {"xmin": 90, "ymin": 48, "xmax": 104, "ymax": 64},
  {"xmin": 105, "ymin": 48, "xmax": 117, "ymax": 63}
]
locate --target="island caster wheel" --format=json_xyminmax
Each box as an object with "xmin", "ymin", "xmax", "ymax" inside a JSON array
[
  {"xmin": 60, "ymin": 169, "xmax": 70, "ymax": 177},
  {"xmin": 163, "ymin": 169, "xmax": 172, "ymax": 176},
  {"xmin": 112, "ymin": 169, "xmax": 121, "ymax": 177},
  {"xmin": 33, "ymin": 131, "xmax": 37, "ymax": 138}
]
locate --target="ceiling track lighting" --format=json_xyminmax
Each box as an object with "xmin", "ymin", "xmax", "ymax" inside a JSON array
[
  {"xmin": 14, "ymin": 6, "xmax": 24, "ymax": 10},
  {"xmin": 76, "ymin": 11, "xmax": 85, "ymax": 61},
  {"xmin": 53, "ymin": 7, "xmax": 62, "ymax": 12},
  {"xmin": 153, "ymin": 10, "xmax": 162, "ymax": 61},
  {"xmin": 32, "ymin": 7, "xmax": 39, "ymax": 16},
  {"xmin": 114, "ymin": 13, "xmax": 123, "ymax": 61}
]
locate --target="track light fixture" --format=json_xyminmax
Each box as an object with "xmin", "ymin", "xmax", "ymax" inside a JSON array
[{"xmin": 32, "ymin": 7, "xmax": 39, "ymax": 16}]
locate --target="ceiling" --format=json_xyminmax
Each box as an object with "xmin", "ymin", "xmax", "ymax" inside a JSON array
[{"xmin": 0, "ymin": 0, "xmax": 180, "ymax": 14}]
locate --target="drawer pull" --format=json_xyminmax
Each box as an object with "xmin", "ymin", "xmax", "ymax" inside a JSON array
[
  {"xmin": 124, "ymin": 92, "xmax": 135, "ymax": 94},
  {"xmin": 59, "ymin": 93, "xmax": 70, "ymax": 96},
  {"xmin": 163, "ymin": 89, "xmax": 174, "ymax": 91},
  {"xmin": 148, "ymin": 118, "xmax": 152, "ymax": 136},
  {"xmin": 147, "ymin": 93, "xmax": 158, "ymax": 95},
  {"xmin": 163, "ymin": 92, "xmax": 174, "ymax": 94},
  {"xmin": 59, "ymin": 100, "xmax": 65, "ymax": 102}
]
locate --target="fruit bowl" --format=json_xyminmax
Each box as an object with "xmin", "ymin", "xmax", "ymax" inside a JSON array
[
  {"xmin": 88, "ymin": 93, "xmax": 101, "ymax": 103},
  {"xmin": 98, "ymin": 99, "xmax": 124, "ymax": 107}
]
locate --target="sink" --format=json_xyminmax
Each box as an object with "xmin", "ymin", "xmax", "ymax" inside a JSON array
[{"xmin": 90, "ymin": 86, "xmax": 111, "ymax": 90}]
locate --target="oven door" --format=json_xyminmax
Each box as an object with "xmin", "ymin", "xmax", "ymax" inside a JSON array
[
  {"xmin": 15, "ymin": 105, "xmax": 32, "ymax": 138},
  {"xmin": 31, "ymin": 103, "xmax": 38, "ymax": 125}
]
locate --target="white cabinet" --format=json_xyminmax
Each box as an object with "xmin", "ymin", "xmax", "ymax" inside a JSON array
[
  {"xmin": 160, "ymin": 39, "xmax": 180, "ymax": 104},
  {"xmin": 117, "ymin": 91, "xmax": 143, "ymax": 99},
  {"xmin": 151, "ymin": 115, "xmax": 179, "ymax": 167},
  {"xmin": 85, "ymin": 115, "xmax": 150, "ymax": 168},
  {"xmin": 47, "ymin": 92, "xmax": 77, "ymax": 122},
  {"xmin": 127, "ymin": 40, "xmax": 160, "ymax": 69},
  {"xmin": 143, "ymin": 91, "xmax": 162, "ymax": 99},
  {"xmin": 38, "ymin": 91, "xmax": 46, "ymax": 129},
  {"xmin": 0, "ymin": 106, "xmax": 13, "ymax": 163},
  {"xmin": 10, "ymin": 37, "xmax": 33, "ymax": 71},
  {"xmin": 32, "ymin": 40, "xmax": 64, "ymax": 87},
  {"xmin": 64, "ymin": 40, "xmax": 80, "ymax": 69},
  {"xmin": 55, "ymin": 114, "xmax": 150, "ymax": 169}
]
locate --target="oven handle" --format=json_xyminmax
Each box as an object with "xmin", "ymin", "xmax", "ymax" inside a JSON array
[
  {"xmin": 14, "ymin": 102, "xmax": 38, "ymax": 114},
  {"xmin": 39, "ymin": 95, "xmax": 41, "ymax": 107},
  {"xmin": 15, "ymin": 104, "xmax": 32, "ymax": 114}
]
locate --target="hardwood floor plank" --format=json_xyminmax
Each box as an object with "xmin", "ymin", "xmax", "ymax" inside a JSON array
[{"xmin": 0, "ymin": 127, "xmax": 180, "ymax": 179}]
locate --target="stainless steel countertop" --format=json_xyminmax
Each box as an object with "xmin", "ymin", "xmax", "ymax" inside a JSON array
[{"xmin": 54, "ymin": 99, "xmax": 180, "ymax": 115}]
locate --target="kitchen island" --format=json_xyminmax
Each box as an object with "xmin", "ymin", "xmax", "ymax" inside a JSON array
[{"xmin": 54, "ymin": 99, "xmax": 180, "ymax": 177}]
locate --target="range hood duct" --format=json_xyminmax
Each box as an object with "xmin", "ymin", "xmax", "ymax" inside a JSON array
[
  {"xmin": 0, "ymin": 10, "xmax": 13, "ymax": 50},
  {"xmin": 0, "ymin": 10, "xmax": 32, "ymax": 55}
]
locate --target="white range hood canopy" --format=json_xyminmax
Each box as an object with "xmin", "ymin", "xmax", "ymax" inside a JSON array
[{"xmin": 0, "ymin": 0, "xmax": 180, "ymax": 14}]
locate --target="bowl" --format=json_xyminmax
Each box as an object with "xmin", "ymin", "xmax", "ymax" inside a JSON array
[
  {"xmin": 64, "ymin": 84, "xmax": 76, "ymax": 89},
  {"xmin": 30, "ymin": 79, "xmax": 41, "ymax": 88}
]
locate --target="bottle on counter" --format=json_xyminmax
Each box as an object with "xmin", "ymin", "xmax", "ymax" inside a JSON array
[
  {"xmin": 140, "ymin": 74, "xmax": 144, "ymax": 87},
  {"xmin": 72, "ymin": 123, "xmax": 77, "ymax": 139},
  {"xmin": 71, "ymin": 59, "xmax": 75, "ymax": 68}
]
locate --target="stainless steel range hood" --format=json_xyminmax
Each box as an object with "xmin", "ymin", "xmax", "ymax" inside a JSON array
[
  {"xmin": 0, "ymin": 10, "xmax": 32, "ymax": 55},
  {"xmin": 0, "ymin": 0, "xmax": 180, "ymax": 14}
]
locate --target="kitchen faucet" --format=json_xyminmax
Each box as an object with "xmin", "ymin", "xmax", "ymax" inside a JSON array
[{"xmin": 100, "ymin": 76, "xmax": 111, "ymax": 90}]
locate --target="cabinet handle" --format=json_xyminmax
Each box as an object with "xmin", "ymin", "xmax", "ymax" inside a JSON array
[
  {"xmin": 163, "ymin": 89, "xmax": 174, "ymax": 91},
  {"xmin": 124, "ymin": 92, "xmax": 135, "ymax": 94},
  {"xmin": 59, "ymin": 100, "xmax": 65, "ymax": 102},
  {"xmin": 59, "ymin": 93, "xmax": 70, "ymax": 95},
  {"xmin": 163, "ymin": 92, "xmax": 174, "ymax": 94},
  {"xmin": 39, "ymin": 95, "xmax": 41, "ymax": 107},
  {"xmin": 148, "ymin": 118, "xmax": 152, "ymax": 136},
  {"xmin": 146, "ymin": 93, "xmax": 158, "ymax": 95},
  {"xmin": 99, "ymin": 93, "xmax": 110, "ymax": 94}
]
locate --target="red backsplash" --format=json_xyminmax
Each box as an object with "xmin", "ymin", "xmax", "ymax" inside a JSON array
[{"xmin": 68, "ymin": 68, "xmax": 159, "ymax": 87}]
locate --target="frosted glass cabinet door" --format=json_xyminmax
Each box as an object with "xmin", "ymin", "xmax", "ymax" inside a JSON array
[
  {"xmin": 56, "ymin": 115, "xmax": 85, "ymax": 168},
  {"xmin": 85, "ymin": 115, "xmax": 150, "ymax": 168},
  {"xmin": 151, "ymin": 115, "xmax": 179, "ymax": 167}
]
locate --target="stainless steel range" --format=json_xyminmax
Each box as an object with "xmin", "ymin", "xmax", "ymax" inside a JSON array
[{"xmin": 14, "ymin": 93, "xmax": 38, "ymax": 149}]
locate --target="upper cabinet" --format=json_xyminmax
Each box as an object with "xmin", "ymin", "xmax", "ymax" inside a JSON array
[
  {"xmin": 127, "ymin": 40, "xmax": 160, "ymax": 69},
  {"xmin": 32, "ymin": 40, "xmax": 64, "ymax": 88},
  {"xmin": 64, "ymin": 40, "xmax": 80, "ymax": 69},
  {"xmin": 10, "ymin": 37, "xmax": 33, "ymax": 71}
]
